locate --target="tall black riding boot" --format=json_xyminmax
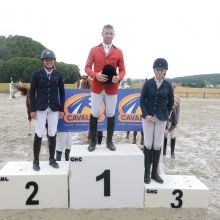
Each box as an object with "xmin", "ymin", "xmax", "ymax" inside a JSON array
[
  {"xmin": 106, "ymin": 116, "xmax": 116, "ymax": 151},
  {"xmin": 97, "ymin": 131, "xmax": 103, "ymax": 145},
  {"xmin": 88, "ymin": 114, "xmax": 98, "ymax": 152},
  {"xmin": 141, "ymin": 132, "xmax": 144, "ymax": 145},
  {"xmin": 65, "ymin": 149, "xmax": 70, "ymax": 161},
  {"xmin": 48, "ymin": 135, "xmax": 59, "ymax": 168},
  {"xmin": 163, "ymin": 137, "xmax": 167, "ymax": 156},
  {"xmin": 151, "ymin": 149, "xmax": 164, "ymax": 184},
  {"xmin": 33, "ymin": 133, "xmax": 42, "ymax": 171},
  {"xmin": 149, "ymin": 148, "xmax": 153, "ymax": 165},
  {"xmin": 171, "ymin": 138, "xmax": 176, "ymax": 158},
  {"xmin": 144, "ymin": 147, "xmax": 151, "ymax": 184},
  {"xmin": 56, "ymin": 150, "xmax": 62, "ymax": 161}
]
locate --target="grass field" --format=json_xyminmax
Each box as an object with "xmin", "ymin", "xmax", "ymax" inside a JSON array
[
  {"xmin": 1, "ymin": 83, "xmax": 220, "ymax": 97},
  {"xmin": 175, "ymin": 87, "xmax": 220, "ymax": 97},
  {"xmin": 129, "ymin": 81, "xmax": 220, "ymax": 98},
  {"xmin": 0, "ymin": 83, "xmax": 77, "ymax": 91}
]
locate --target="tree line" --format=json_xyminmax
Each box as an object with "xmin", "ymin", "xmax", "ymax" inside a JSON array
[
  {"xmin": 171, "ymin": 74, "xmax": 220, "ymax": 87},
  {"xmin": 0, "ymin": 35, "xmax": 80, "ymax": 83}
]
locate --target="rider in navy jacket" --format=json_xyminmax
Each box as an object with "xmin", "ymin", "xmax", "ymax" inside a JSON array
[
  {"xmin": 30, "ymin": 69, "xmax": 65, "ymax": 112},
  {"xmin": 140, "ymin": 58, "xmax": 174, "ymax": 185},
  {"xmin": 30, "ymin": 49, "xmax": 65, "ymax": 171},
  {"xmin": 140, "ymin": 78, "xmax": 173, "ymax": 121}
]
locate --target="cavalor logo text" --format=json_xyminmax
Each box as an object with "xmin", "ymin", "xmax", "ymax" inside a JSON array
[
  {"xmin": 118, "ymin": 93, "xmax": 142, "ymax": 122},
  {"xmin": 64, "ymin": 93, "xmax": 105, "ymax": 123}
]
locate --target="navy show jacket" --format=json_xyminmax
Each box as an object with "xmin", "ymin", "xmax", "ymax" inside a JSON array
[
  {"xmin": 140, "ymin": 77, "xmax": 174, "ymax": 121},
  {"xmin": 30, "ymin": 69, "xmax": 65, "ymax": 112}
]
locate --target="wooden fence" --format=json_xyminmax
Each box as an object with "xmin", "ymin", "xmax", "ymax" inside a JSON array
[
  {"xmin": 1, "ymin": 87, "xmax": 220, "ymax": 98},
  {"xmin": 175, "ymin": 92, "xmax": 220, "ymax": 98}
]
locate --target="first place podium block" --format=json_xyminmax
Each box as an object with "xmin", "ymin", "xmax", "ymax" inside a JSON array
[
  {"xmin": 69, "ymin": 144, "xmax": 144, "ymax": 209},
  {"xmin": 0, "ymin": 161, "xmax": 69, "ymax": 209},
  {"xmin": 145, "ymin": 175, "xmax": 209, "ymax": 208}
]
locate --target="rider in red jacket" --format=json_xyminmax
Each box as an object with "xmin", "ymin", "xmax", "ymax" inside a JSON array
[{"xmin": 85, "ymin": 24, "xmax": 126, "ymax": 152}]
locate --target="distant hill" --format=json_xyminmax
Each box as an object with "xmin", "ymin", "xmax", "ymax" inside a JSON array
[
  {"xmin": 0, "ymin": 35, "xmax": 46, "ymax": 60},
  {"xmin": 0, "ymin": 35, "xmax": 80, "ymax": 83},
  {"xmin": 126, "ymin": 73, "xmax": 220, "ymax": 88},
  {"xmin": 170, "ymin": 74, "xmax": 220, "ymax": 87}
]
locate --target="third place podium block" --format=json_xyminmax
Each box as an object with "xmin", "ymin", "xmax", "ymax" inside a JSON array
[
  {"xmin": 69, "ymin": 144, "xmax": 144, "ymax": 209},
  {"xmin": 0, "ymin": 161, "xmax": 69, "ymax": 209},
  {"xmin": 145, "ymin": 175, "xmax": 209, "ymax": 208}
]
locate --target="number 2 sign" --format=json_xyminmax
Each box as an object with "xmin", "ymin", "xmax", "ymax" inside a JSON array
[{"xmin": 0, "ymin": 161, "xmax": 69, "ymax": 209}]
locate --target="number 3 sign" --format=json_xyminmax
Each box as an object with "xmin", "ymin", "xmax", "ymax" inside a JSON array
[{"xmin": 144, "ymin": 175, "xmax": 209, "ymax": 208}]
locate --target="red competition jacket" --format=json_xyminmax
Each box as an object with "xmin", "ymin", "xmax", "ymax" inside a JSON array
[{"xmin": 85, "ymin": 44, "xmax": 126, "ymax": 95}]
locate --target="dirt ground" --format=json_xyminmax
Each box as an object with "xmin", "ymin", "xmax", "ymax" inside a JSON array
[{"xmin": 0, "ymin": 94, "xmax": 219, "ymax": 220}]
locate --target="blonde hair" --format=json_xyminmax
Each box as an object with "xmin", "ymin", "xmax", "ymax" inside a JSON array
[
  {"xmin": 174, "ymin": 95, "xmax": 180, "ymax": 104},
  {"xmin": 172, "ymin": 82, "xmax": 177, "ymax": 90}
]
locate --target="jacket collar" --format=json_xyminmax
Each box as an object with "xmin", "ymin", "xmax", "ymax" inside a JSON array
[
  {"xmin": 151, "ymin": 77, "xmax": 166, "ymax": 90},
  {"xmin": 97, "ymin": 43, "xmax": 116, "ymax": 57},
  {"xmin": 98, "ymin": 43, "xmax": 116, "ymax": 49}
]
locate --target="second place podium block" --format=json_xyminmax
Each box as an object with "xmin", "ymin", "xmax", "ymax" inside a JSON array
[
  {"xmin": 69, "ymin": 144, "xmax": 144, "ymax": 209},
  {"xmin": 0, "ymin": 161, "xmax": 69, "ymax": 209}
]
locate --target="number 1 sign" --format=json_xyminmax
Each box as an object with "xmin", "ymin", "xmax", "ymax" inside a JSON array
[{"xmin": 69, "ymin": 144, "xmax": 144, "ymax": 209}]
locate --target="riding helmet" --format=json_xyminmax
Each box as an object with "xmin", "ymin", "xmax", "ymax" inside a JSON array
[
  {"xmin": 153, "ymin": 58, "xmax": 168, "ymax": 70},
  {"xmin": 41, "ymin": 49, "xmax": 56, "ymax": 60},
  {"xmin": 102, "ymin": 64, "xmax": 117, "ymax": 85}
]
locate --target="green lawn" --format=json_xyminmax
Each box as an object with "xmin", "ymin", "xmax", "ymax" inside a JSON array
[
  {"xmin": 0, "ymin": 83, "xmax": 77, "ymax": 90},
  {"xmin": 1, "ymin": 83, "xmax": 220, "ymax": 98}
]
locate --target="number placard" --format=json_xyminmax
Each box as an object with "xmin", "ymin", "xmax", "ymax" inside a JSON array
[
  {"xmin": 96, "ymin": 170, "xmax": 111, "ymax": 197},
  {"xmin": 0, "ymin": 161, "xmax": 69, "ymax": 209},
  {"xmin": 69, "ymin": 144, "xmax": 144, "ymax": 209},
  {"xmin": 171, "ymin": 189, "xmax": 183, "ymax": 208},
  {"xmin": 25, "ymin": 181, "xmax": 39, "ymax": 205}
]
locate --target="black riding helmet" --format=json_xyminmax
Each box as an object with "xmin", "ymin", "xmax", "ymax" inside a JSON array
[
  {"xmin": 102, "ymin": 64, "xmax": 117, "ymax": 85},
  {"xmin": 41, "ymin": 49, "xmax": 56, "ymax": 60},
  {"xmin": 153, "ymin": 58, "xmax": 168, "ymax": 70}
]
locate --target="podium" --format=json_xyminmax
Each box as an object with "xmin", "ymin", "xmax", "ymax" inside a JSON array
[
  {"xmin": 145, "ymin": 175, "xmax": 209, "ymax": 208},
  {"xmin": 69, "ymin": 144, "xmax": 144, "ymax": 209},
  {"xmin": 0, "ymin": 161, "xmax": 69, "ymax": 209},
  {"xmin": 0, "ymin": 146, "xmax": 209, "ymax": 210}
]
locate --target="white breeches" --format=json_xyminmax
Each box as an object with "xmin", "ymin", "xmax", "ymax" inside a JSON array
[
  {"xmin": 35, "ymin": 107, "xmax": 59, "ymax": 138},
  {"xmin": 91, "ymin": 91, "xmax": 117, "ymax": 117},
  {"xmin": 142, "ymin": 116, "xmax": 167, "ymax": 150}
]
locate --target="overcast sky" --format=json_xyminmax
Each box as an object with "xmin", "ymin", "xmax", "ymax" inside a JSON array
[{"xmin": 1, "ymin": 0, "xmax": 220, "ymax": 79}]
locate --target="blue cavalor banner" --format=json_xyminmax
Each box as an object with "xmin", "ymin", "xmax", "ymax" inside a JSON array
[{"xmin": 58, "ymin": 88, "xmax": 143, "ymax": 132}]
